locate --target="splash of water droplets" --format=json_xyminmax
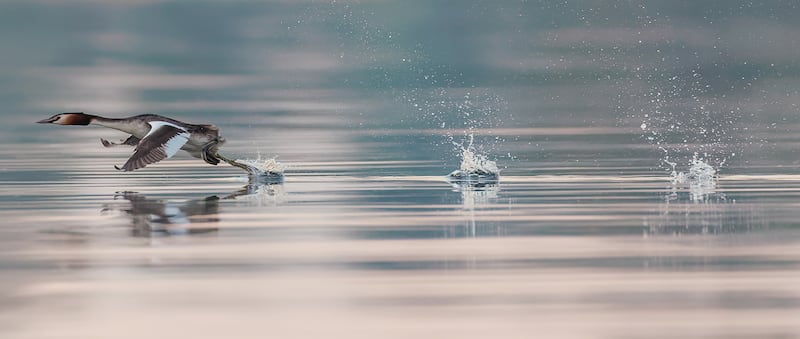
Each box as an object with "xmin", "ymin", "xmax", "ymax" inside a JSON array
[
  {"xmin": 234, "ymin": 157, "xmax": 286, "ymax": 176},
  {"xmin": 459, "ymin": 147, "xmax": 499, "ymax": 175},
  {"xmin": 448, "ymin": 134, "xmax": 499, "ymax": 182},
  {"xmin": 669, "ymin": 153, "xmax": 716, "ymax": 186}
]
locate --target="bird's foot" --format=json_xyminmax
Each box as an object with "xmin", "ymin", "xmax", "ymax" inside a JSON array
[
  {"xmin": 101, "ymin": 135, "xmax": 140, "ymax": 148},
  {"xmin": 201, "ymin": 140, "xmax": 221, "ymax": 165}
]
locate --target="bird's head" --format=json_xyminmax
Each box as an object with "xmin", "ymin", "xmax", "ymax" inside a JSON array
[{"xmin": 37, "ymin": 112, "xmax": 93, "ymax": 125}]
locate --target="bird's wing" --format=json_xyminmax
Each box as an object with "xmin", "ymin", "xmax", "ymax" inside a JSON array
[{"xmin": 116, "ymin": 121, "xmax": 190, "ymax": 172}]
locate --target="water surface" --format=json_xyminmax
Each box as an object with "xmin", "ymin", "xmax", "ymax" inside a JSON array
[{"xmin": 2, "ymin": 1, "xmax": 800, "ymax": 338}]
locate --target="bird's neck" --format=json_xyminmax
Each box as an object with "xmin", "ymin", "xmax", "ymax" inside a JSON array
[{"xmin": 90, "ymin": 116, "xmax": 149, "ymax": 137}]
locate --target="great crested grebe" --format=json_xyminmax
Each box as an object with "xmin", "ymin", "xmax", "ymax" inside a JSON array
[{"xmin": 37, "ymin": 112, "xmax": 225, "ymax": 171}]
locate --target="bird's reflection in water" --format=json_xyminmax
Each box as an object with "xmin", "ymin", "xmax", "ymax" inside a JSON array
[
  {"xmin": 222, "ymin": 180, "xmax": 286, "ymax": 206},
  {"xmin": 105, "ymin": 192, "xmax": 221, "ymax": 237},
  {"xmin": 105, "ymin": 178, "xmax": 284, "ymax": 237}
]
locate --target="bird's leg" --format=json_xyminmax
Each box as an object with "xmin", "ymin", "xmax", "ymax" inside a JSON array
[
  {"xmin": 214, "ymin": 151, "xmax": 254, "ymax": 173},
  {"xmin": 213, "ymin": 151, "xmax": 282, "ymax": 180}
]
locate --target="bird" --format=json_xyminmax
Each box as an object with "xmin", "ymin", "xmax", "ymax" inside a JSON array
[{"xmin": 37, "ymin": 112, "xmax": 226, "ymax": 171}]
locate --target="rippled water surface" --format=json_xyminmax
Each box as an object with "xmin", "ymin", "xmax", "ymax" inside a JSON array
[{"xmin": 2, "ymin": 1, "xmax": 800, "ymax": 338}]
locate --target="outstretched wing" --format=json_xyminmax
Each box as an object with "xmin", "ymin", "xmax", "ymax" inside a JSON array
[{"xmin": 115, "ymin": 122, "xmax": 190, "ymax": 172}]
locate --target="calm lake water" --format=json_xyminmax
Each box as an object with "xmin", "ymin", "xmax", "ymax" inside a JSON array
[{"xmin": 2, "ymin": 1, "xmax": 800, "ymax": 338}]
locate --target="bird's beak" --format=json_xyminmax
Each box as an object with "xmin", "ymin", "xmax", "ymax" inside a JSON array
[{"xmin": 37, "ymin": 116, "xmax": 58, "ymax": 124}]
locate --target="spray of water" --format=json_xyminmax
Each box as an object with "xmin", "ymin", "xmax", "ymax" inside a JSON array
[
  {"xmin": 664, "ymin": 153, "xmax": 723, "ymax": 203},
  {"xmin": 664, "ymin": 152, "xmax": 720, "ymax": 203},
  {"xmin": 234, "ymin": 157, "xmax": 286, "ymax": 176},
  {"xmin": 620, "ymin": 69, "xmax": 751, "ymax": 175},
  {"xmin": 667, "ymin": 152, "xmax": 717, "ymax": 186},
  {"xmin": 448, "ymin": 134, "xmax": 499, "ymax": 181},
  {"xmin": 216, "ymin": 151, "xmax": 285, "ymax": 179}
]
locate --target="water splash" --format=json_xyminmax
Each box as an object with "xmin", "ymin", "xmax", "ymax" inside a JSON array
[
  {"xmin": 665, "ymin": 152, "xmax": 722, "ymax": 203},
  {"xmin": 398, "ymin": 87, "xmax": 512, "ymax": 166},
  {"xmin": 216, "ymin": 151, "xmax": 285, "ymax": 180},
  {"xmin": 458, "ymin": 146, "xmax": 499, "ymax": 175},
  {"xmin": 234, "ymin": 157, "xmax": 286, "ymax": 176},
  {"xmin": 623, "ymin": 69, "xmax": 753, "ymax": 174},
  {"xmin": 448, "ymin": 134, "xmax": 499, "ymax": 183},
  {"xmin": 668, "ymin": 153, "xmax": 717, "ymax": 186}
]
